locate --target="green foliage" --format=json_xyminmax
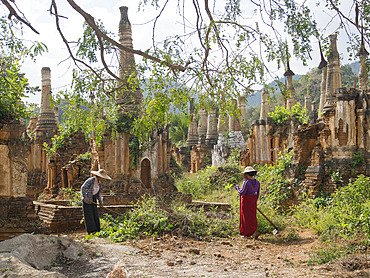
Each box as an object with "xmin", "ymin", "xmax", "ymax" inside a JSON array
[
  {"xmin": 330, "ymin": 175, "xmax": 370, "ymax": 239},
  {"xmin": 95, "ymin": 197, "xmax": 171, "ymax": 242},
  {"xmin": 268, "ymin": 105, "xmax": 290, "ymax": 126},
  {"xmin": 330, "ymin": 168, "xmax": 343, "ymax": 185},
  {"xmin": 77, "ymin": 152, "xmax": 91, "ymax": 162},
  {"xmin": 169, "ymin": 113, "xmax": 189, "ymax": 146},
  {"xmin": 291, "ymin": 103, "xmax": 309, "ymax": 124},
  {"xmin": 94, "ymin": 196, "xmax": 237, "ymax": 242},
  {"xmin": 0, "ymin": 16, "xmax": 46, "ymax": 120},
  {"xmin": 257, "ymin": 150, "xmax": 295, "ymax": 210},
  {"xmin": 76, "ymin": 21, "xmax": 113, "ymax": 63},
  {"xmin": 175, "ymin": 162, "xmax": 244, "ymax": 200},
  {"xmin": 351, "ymin": 152, "xmax": 365, "ymax": 168},
  {"xmin": 43, "ymin": 133, "xmax": 66, "ymax": 158},
  {"xmin": 228, "ymin": 148, "xmax": 240, "ymax": 164},
  {"xmin": 59, "ymin": 188, "xmax": 82, "ymax": 207},
  {"xmin": 293, "ymin": 175, "xmax": 370, "ymax": 246},
  {"xmin": 292, "ymin": 196, "xmax": 338, "ymax": 236},
  {"xmin": 0, "ymin": 60, "xmax": 32, "ymax": 120},
  {"xmin": 175, "ymin": 166, "xmax": 219, "ymax": 199},
  {"xmin": 308, "ymin": 245, "xmax": 348, "ymax": 265},
  {"xmin": 268, "ymin": 103, "xmax": 309, "ymax": 126}
]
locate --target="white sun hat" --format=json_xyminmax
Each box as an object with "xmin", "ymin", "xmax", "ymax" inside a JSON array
[
  {"xmin": 241, "ymin": 166, "xmax": 257, "ymax": 174},
  {"xmin": 90, "ymin": 169, "xmax": 112, "ymax": 180}
]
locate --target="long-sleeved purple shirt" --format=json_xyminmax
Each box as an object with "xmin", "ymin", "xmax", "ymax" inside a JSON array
[{"xmin": 235, "ymin": 179, "xmax": 260, "ymax": 198}]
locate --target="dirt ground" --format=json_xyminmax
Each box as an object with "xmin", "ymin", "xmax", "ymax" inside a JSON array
[
  {"xmin": 62, "ymin": 228, "xmax": 369, "ymax": 277},
  {"xmin": 0, "ymin": 229, "xmax": 369, "ymax": 278}
]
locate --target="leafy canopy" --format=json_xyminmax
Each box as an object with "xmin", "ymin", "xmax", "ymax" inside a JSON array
[{"xmin": 0, "ymin": 16, "xmax": 47, "ymax": 121}]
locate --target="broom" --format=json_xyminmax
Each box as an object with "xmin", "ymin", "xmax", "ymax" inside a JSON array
[{"xmin": 257, "ymin": 207, "xmax": 279, "ymax": 235}]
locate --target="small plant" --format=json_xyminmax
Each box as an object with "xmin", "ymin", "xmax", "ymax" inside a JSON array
[
  {"xmin": 284, "ymin": 228, "xmax": 301, "ymax": 241},
  {"xmin": 330, "ymin": 169, "xmax": 343, "ymax": 185},
  {"xmin": 60, "ymin": 188, "xmax": 82, "ymax": 206},
  {"xmin": 78, "ymin": 152, "xmax": 91, "ymax": 162},
  {"xmin": 308, "ymin": 245, "xmax": 347, "ymax": 265},
  {"xmin": 228, "ymin": 148, "xmax": 240, "ymax": 164},
  {"xmin": 351, "ymin": 152, "xmax": 364, "ymax": 168},
  {"xmin": 257, "ymin": 150, "xmax": 295, "ymax": 210}
]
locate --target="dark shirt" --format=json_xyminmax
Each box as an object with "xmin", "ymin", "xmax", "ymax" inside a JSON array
[
  {"xmin": 81, "ymin": 177, "xmax": 102, "ymax": 204},
  {"xmin": 235, "ymin": 179, "xmax": 260, "ymax": 198}
]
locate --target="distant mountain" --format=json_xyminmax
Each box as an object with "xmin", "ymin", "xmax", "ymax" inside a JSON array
[{"xmin": 246, "ymin": 75, "xmax": 302, "ymax": 107}]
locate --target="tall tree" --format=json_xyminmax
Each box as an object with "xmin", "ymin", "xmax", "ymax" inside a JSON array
[
  {"xmin": 0, "ymin": 16, "xmax": 47, "ymax": 121},
  {"xmin": 0, "ymin": 0, "xmax": 367, "ymax": 138}
]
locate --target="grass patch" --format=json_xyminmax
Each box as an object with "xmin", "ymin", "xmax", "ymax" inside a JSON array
[{"xmin": 308, "ymin": 244, "xmax": 349, "ymax": 265}]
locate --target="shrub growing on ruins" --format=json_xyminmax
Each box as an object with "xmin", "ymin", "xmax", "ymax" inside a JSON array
[
  {"xmin": 268, "ymin": 103, "xmax": 309, "ymax": 126},
  {"xmin": 268, "ymin": 105, "xmax": 291, "ymax": 126}
]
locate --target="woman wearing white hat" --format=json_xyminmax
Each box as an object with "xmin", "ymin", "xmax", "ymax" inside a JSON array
[
  {"xmin": 234, "ymin": 166, "xmax": 260, "ymax": 239},
  {"xmin": 81, "ymin": 169, "xmax": 112, "ymax": 234}
]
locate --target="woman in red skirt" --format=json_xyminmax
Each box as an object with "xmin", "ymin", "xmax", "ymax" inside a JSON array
[{"xmin": 235, "ymin": 166, "xmax": 260, "ymax": 239}]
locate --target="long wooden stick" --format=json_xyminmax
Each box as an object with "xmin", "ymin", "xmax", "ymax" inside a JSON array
[{"xmin": 257, "ymin": 207, "xmax": 279, "ymax": 231}]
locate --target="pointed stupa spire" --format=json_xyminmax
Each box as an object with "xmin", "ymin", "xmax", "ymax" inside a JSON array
[
  {"xmin": 35, "ymin": 67, "xmax": 57, "ymax": 139},
  {"xmin": 260, "ymin": 87, "xmax": 270, "ymax": 121},
  {"xmin": 117, "ymin": 6, "xmax": 142, "ymax": 109},
  {"xmin": 318, "ymin": 41, "xmax": 328, "ymax": 69},
  {"xmin": 356, "ymin": 31, "xmax": 369, "ymax": 57},
  {"xmin": 284, "ymin": 56, "xmax": 296, "ymax": 109},
  {"xmin": 323, "ymin": 33, "xmax": 341, "ymax": 112},
  {"xmin": 356, "ymin": 31, "xmax": 369, "ymax": 90},
  {"xmin": 283, "ymin": 60, "xmax": 295, "ymax": 77},
  {"xmin": 318, "ymin": 40, "xmax": 328, "ymax": 116}
]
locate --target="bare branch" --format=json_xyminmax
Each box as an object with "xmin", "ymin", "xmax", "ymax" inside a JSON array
[
  {"xmin": 65, "ymin": 0, "xmax": 188, "ymax": 72},
  {"xmin": 50, "ymin": 0, "xmax": 116, "ymax": 96},
  {"xmin": 0, "ymin": 0, "xmax": 39, "ymax": 34}
]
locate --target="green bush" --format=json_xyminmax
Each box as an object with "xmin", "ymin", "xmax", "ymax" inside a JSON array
[
  {"xmin": 330, "ymin": 175, "xmax": 370, "ymax": 240},
  {"xmin": 268, "ymin": 103, "xmax": 309, "ymax": 126},
  {"xmin": 175, "ymin": 162, "xmax": 244, "ymax": 200},
  {"xmin": 268, "ymin": 105, "xmax": 291, "ymax": 126},
  {"xmin": 292, "ymin": 197, "xmax": 338, "ymax": 236},
  {"xmin": 293, "ymin": 175, "xmax": 370, "ymax": 244},
  {"xmin": 93, "ymin": 196, "xmax": 238, "ymax": 242},
  {"xmin": 257, "ymin": 150, "xmax": 296, "ymax": 210},
  {"xmin": 308, "ymin": 245, "xmax": 348, "ymax": 265},
  {"xmin": 60, "ymin": 188, "xmax": 82, "ymax": 206}
]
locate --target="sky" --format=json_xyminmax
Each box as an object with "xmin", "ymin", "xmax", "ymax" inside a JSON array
[{"xmin": 8, "ymin": 0, "xmax": 361, "ymax": 105}]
